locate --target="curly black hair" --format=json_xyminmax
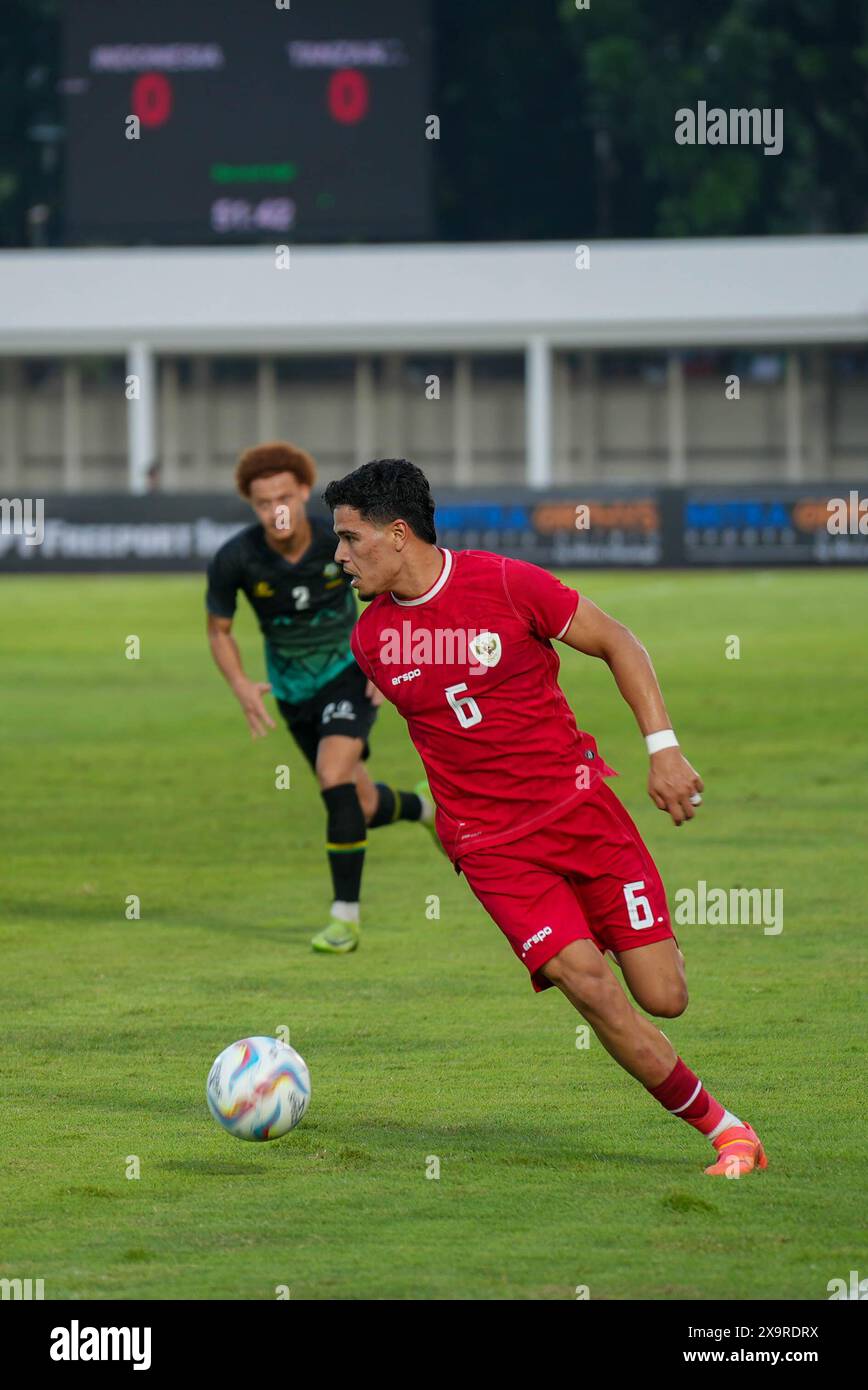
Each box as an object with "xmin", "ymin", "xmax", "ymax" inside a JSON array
[{"xmin": 323, "ymin": 459, "xmax": 437, "ymax": 545}]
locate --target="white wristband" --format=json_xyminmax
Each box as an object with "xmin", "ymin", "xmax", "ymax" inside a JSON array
[{"xmin": 645, "ymin": 728, "xmax": 679, "ymax": 755}]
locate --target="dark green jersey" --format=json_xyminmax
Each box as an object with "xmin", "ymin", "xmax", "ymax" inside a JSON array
[{"xmin": 206, "ymin": 517, "xmax": 357, "ymax": 704}]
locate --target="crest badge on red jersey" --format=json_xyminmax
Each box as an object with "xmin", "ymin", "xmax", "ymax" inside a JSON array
[{"xmin": 469, "ymin": 631, "xmax": 502, "ymax": 667}]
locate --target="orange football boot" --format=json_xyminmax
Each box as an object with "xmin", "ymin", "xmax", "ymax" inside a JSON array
[{"xmin": 704, "ymin": 1122, "xmax": 768, "ymax": 1177}]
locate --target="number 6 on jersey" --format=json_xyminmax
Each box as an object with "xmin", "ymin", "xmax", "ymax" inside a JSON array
[{"xmin": 445, "ymin": 683, "xmax": 482, "ymax": 729}]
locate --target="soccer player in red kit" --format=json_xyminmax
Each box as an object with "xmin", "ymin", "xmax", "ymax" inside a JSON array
[{"xmin": 324, "ymin": 459, "xmax": 768, "ymax": 1178}]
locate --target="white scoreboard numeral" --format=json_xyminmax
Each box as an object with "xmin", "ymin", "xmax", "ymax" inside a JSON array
[
  {"xmin": 623, "ymin": 880, "xmax": 654, "ymax": 930},
  {"xmin": 445, "ymin": 682, "xmax": 482, "ymax": 729},
  {"xmin": 292, "ymin": 586, "xmax": 310, "ymax": 610}
]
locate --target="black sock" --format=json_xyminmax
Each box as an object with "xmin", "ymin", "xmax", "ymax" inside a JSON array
[
  {"xmin": 322, "ymin": 783, "xmax": 366, "ymax": 903},
  {"xmin": 368, "ymin": 783, "xmax": 424, "ymax": 829}
]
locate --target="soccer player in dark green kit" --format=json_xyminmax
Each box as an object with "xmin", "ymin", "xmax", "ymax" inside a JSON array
[{"xmin": 206, "ymin": 442, "xmax": 437, "ymax": 953}]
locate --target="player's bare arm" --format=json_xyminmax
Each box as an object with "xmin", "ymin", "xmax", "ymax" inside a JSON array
[
  {"xmin": 206, "ymin": 612, "xmax": 275, "ymax": 739},
  {"xmin": 559, "ymin": 596, "xmax": 703, "ymax": 826}
]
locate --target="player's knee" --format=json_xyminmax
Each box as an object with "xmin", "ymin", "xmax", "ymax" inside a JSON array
[
  {"xmin": 545, "ymin": 951, "xmax": 616, "ymax": 1011},
  {"xmin": 641, "ymin": 980, "xmax": 689, "ymax": 1018},
  {"xmin": 316, "ymin": 763, "xmax": 344, "ymax": 791}
]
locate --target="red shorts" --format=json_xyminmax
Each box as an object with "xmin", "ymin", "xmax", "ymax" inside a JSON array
[{"xmin": 458, "ymin": 782, "xmax": 675, "ymax": 991}]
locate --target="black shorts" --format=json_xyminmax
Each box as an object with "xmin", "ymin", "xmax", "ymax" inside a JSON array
[{"xmin": 276, "ymin": 662, "xmax": 378, "ymax": 772}]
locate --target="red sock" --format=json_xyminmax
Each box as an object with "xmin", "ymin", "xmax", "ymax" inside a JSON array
[{"xmin": 647, "ymin": 1057, "xmax": 725, "ymax": 1135}]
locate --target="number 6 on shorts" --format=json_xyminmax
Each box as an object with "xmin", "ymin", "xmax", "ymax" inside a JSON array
[{"xmin": 623, "ymin": 879, "xmax": 654, "ymax": 930}]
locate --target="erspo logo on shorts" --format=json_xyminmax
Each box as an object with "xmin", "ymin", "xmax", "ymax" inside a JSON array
[{"xmin": 521, "ymin": 925, "xmax": 553, "ymax": 957}]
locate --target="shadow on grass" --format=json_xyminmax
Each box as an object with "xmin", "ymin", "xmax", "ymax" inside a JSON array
[
  {"xmin": 0, "ymin": 896, "xmax": 295, "ymax": 941},
  {"xmin": 157, "ymin": 1159, "xmax": 266, "ymax": 1177},
  {"xmin": 161, "ymin": 1117, "xmax": 684, "ymax": 1173}
]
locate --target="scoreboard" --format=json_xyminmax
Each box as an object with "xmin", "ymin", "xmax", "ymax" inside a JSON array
[{"xmin": 62, "ymin": 0, "xmax": 432, "ymax": 244}]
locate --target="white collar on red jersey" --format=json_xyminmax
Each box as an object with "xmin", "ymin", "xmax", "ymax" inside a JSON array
[{"xmin": 391, "ymin": 548, "xmax": 453, "ymax": 607}]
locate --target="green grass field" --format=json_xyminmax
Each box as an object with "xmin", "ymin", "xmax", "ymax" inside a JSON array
[{"xmin": 1, "ymin": 569, "xmax": 865, "ymax": 1300}]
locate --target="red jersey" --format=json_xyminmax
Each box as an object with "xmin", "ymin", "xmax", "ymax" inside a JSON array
[{"xmin": 351, "ymin": 548, "xmax": 617, "ymax": 860}]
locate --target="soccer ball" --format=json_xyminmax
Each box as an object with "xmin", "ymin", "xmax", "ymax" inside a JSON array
[{"xmin": 206, "ymin": 1036, "xmax": 311, "ymax": 1141}]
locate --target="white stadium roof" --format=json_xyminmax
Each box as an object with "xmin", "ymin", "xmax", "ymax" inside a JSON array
[{"xmin": 1, "ymin": 236, "xmax": 867, "ymax": 354}]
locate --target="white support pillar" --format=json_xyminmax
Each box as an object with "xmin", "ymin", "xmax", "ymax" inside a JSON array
[
  {"xmin": 525, "ymin": 336, "xmax": 552, "ymax": 488},
  {"xmin": 785, "ymin": 349, "xmax": 804, "ymax": 481},
  {"xmin": 666, "ymin": 351, "xmax": 687, "ymax": 483},
  {"xmin": 62, "ymin": 360, "xmax": 83, "ymax": 491},
  {"xmin": 191, "ymin": 355, "xmax": 211, "ymax": 488},
  {"xmin": 256, "ymin": 357, "xmax": 277, "ymax": 441},
  {"xmin": 579, "ymin": 350, "xmax": 598, "ymax": 479},
  {"xmin": 0, "ymin": 359, "xmax": 22, "ymax": 491},
  {"xmin": 381, "ymin": 352, "xmax": 404, "ymax": 455},
  {"xmin": 553, "ymin": 352, "xmax": 570, "ymax": 482},
  {"xmin": 453, "ymin": 354, "xmax": 473, "ymax": 485},
  {"xmin": 127, "ymin": 340, "xmax": 157, "ymax": 494},
  {"xmin": 807, "ymin": 348, "xmax": 829, "ymax": 478},
  {"xmin": 160, "ymin": 359, "xmax": 180, "ymax": 490},
  {"xmin": 354, "ymin": 356, "xmax": 375, "ymax": 465}
]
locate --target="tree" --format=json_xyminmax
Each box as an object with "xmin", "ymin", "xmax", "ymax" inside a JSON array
[
  {"xmin": 0, "ymin": 0, "xmax": 61, "ymax": 246},
  {"xmin": 556, "ymin": 0, "xmax": 868, "ymax": 236}
]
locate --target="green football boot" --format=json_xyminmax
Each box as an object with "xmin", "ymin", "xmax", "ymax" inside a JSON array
[
  {"xmin": 414, "ymin": 779, "xmax": 447, "ymax": 856},
  {"xmin": 311, "ymin": 918, "xmax": 360, "ymax": 954}
]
